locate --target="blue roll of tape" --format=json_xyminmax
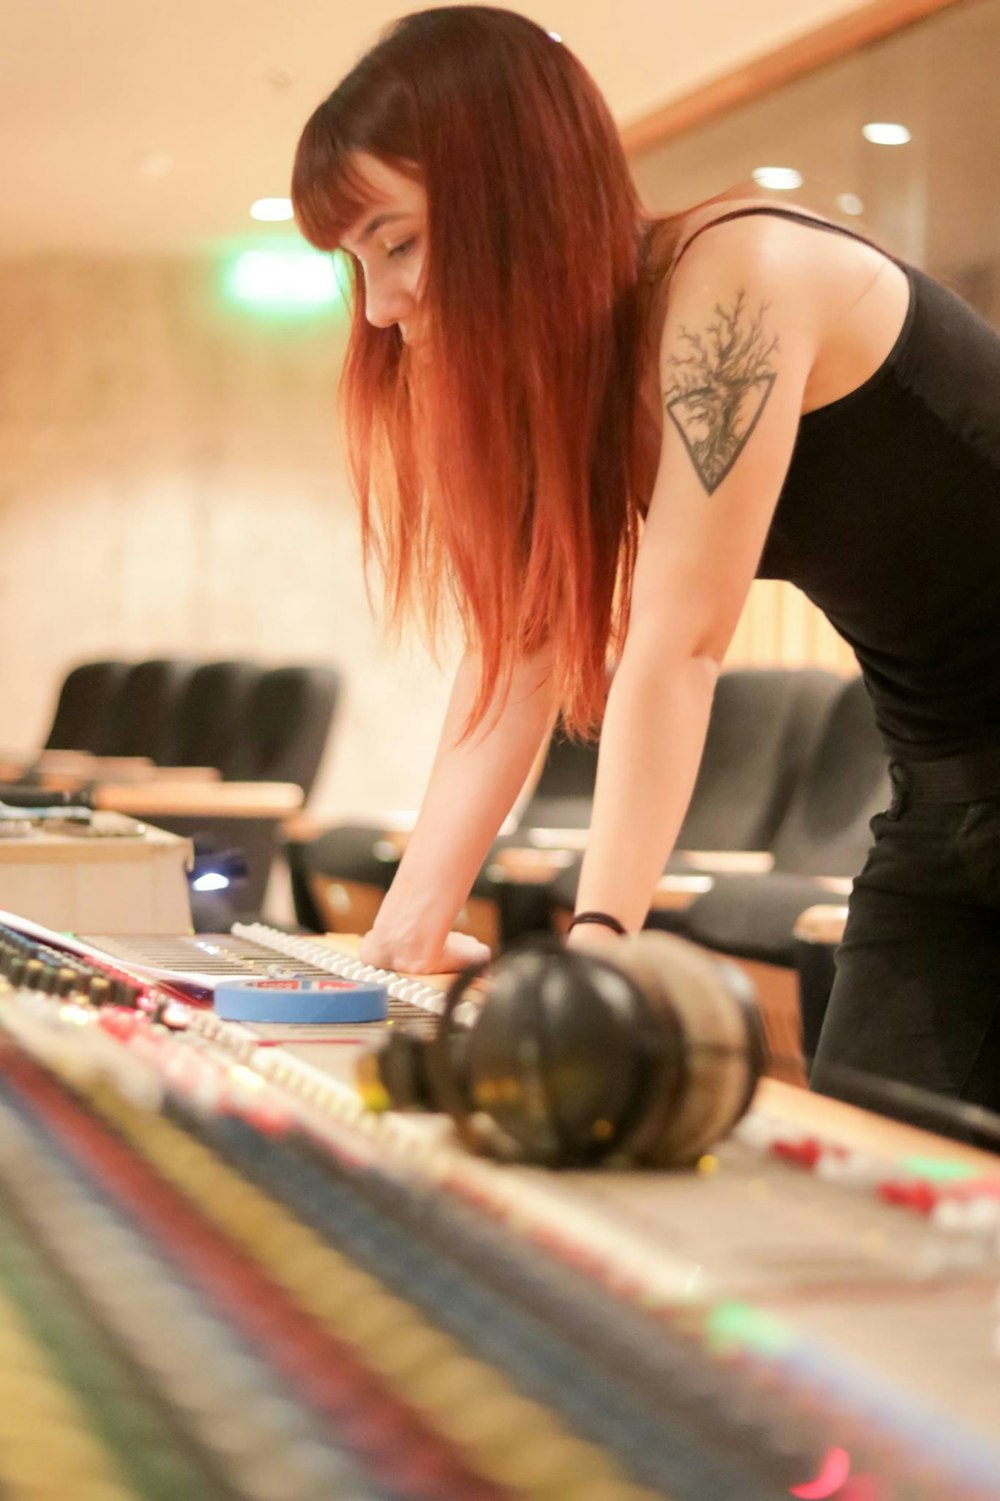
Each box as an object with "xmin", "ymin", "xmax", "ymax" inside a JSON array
[{"xmin": 213, "ymin": 977, "xmax": 388, "ymax": 1024}]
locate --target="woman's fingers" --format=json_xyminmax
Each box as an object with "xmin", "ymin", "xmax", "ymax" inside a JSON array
[{"xmin": 359, "ymin": 928, "xmax": 492, "ymax": 974}]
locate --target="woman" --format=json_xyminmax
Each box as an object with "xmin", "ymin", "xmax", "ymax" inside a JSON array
[{"xmin": 293, "ymin": 7, "xmax": 1000, "ymax": 1123}]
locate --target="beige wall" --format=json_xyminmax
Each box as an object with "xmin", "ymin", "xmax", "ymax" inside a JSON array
[{"xmin": 0, "ymin": 258, "xmax": 457, "ymax": 820}]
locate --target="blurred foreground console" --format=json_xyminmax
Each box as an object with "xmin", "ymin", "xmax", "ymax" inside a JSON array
[{"xmin": 0, "ymin": 911, "xmax": 998, "ymax": 1499}]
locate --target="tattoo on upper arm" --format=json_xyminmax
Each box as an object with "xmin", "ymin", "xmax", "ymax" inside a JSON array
[{"xmin": 662, "ymin": 290, "xmax": 779, "ymax": 495}]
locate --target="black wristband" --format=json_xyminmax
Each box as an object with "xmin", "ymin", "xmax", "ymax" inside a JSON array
[{"xmin": 567, "ymin": 910, "xmax": 627, "ymax": 937}]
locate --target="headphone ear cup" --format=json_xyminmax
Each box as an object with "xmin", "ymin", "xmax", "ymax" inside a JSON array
[
  {"xmin": 608, "ymin": 932, "xmax": 765, "ymax": 1167},
  {"xmin": 464, "ymin": 946, "xmax": 656, "ymax": 1165}
]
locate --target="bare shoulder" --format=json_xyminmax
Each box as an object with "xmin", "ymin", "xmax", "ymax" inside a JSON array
[
  {"xmin": 668, "ymin": 200, "xmax": 841, "ymax": 301},
  {"xmin": 660, "ymin": 198, "xmax": 911, "ymax": 416}
]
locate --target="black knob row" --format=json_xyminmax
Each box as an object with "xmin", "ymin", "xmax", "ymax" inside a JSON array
[{"xmin": 0, "ymin": 925, "xmax": 142, "ymax": 1008}]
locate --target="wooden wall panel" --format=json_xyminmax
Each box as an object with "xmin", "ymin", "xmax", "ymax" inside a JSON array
[{"xmin": 727, "ymin": 581, "xmax": 858, "ymax": 674}]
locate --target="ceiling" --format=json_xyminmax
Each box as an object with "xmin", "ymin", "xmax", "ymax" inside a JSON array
[{"xmin": 0, "ymin": 0, "xmax": 865, "ymax": 256}]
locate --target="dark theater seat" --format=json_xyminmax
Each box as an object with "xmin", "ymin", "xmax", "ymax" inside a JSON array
[{"xmin": 677, "ymin": 675, "xmax": 890, "ymax": 966}]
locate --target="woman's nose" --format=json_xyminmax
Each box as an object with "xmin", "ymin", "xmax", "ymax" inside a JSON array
[{"xmin": 364, "ymin": 277, "xmax": 412, "ymax": 330}]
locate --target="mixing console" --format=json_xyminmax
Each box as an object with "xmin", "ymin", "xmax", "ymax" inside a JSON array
[{"xmin": 0, "ymin": 913, "xmax": 999, "ymax": 1501}]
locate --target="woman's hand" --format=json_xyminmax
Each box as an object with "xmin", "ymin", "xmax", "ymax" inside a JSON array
[{"xmin": 359, "ymin": 927, "xmax": 492, "ymax": 975}]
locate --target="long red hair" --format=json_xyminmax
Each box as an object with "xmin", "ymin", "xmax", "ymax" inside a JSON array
[{"xmin": 293, "ymin": 7, "xmax": 674, "ymax": 736}]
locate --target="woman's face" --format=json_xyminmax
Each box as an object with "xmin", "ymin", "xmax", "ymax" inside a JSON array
[{"xmin": 339, "ymin": 153, "xmax": 427, "ymax": 344}]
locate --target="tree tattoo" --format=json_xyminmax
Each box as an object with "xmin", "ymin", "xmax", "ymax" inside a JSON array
[{"xmin": 663, "ymin": 291, "xmax": 779, "ymax": 494}]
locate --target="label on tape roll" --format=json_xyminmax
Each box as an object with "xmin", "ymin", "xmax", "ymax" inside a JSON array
[{"xmin": 213, "ymin": 977, "xmax": 388, "ymax": 1024}]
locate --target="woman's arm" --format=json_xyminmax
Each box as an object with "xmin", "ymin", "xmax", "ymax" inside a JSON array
[
  {"xmin": 570, "ymin": 218, "xmax": 824, "ymax": 945},
  {"xmin": 360, "ymin": 643, "xmax": 558, "ymax": 971}
]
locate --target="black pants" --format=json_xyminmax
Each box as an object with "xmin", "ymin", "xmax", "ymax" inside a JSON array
[{"xmin": 810, "ymin": 763, "xmax": 1000, "ymax": 1143}]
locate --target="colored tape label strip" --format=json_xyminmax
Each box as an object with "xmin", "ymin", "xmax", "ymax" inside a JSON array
[{"xmin": 213, "ymin": 979, "xmax": 388, "ymax": 1024}]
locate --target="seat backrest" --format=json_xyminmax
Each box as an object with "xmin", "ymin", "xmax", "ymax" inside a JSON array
[
  {"xmin": 770, "ymin": 675, "xmax": 891, "ymax": 877},
  {"xmin": 516, "ymin": 667, "xmax": 840, "ymax": 842},
  {"xmin": 676, "ymin": 667, "xmax": 842, "ymax": 852},
  {"xmin": 94, "ymin": 658, "xmax": 196, "ymax": 760},
  {"xmin": 518, "ymin": 729, "xmax": 600, "ymax": 829},
  {"xmin": 222, "ymin": 665, "xmax": 341, "ymax": 797},
  {"xmin": 166, "ymin": 661, "xmax": 263, "ymax": 769},
  {"xmin": 43, "ymin": 660, "xmax": 132, "ymax": 752},
  {"xmin": 529, "ymin": 728, "xmax": 599, "ymax": 802}
]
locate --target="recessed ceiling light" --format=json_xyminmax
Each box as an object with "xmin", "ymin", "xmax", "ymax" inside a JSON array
[
  {"xmin": 862, "ymin": 122, "xmax": 911, "ymax": 146},
  {"xmin": 250, "ymin": 197, "xmax": 294, "ymax": 222},
  {"xmin": 836, "ymin": 193, "xmax": 865, "ymax": 216},
  {"xmin": 752, "ymin": 167, "xmax": 803, "ymax": 191}
]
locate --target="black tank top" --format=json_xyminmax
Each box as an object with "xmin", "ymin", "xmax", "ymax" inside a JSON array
[{"xmin": 674, "ymin": 206, "xmax": 1000, "ymax": 761}]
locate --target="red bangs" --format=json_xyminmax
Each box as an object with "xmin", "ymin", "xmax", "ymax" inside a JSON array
[{"xmin": 292, "ymin": 122, "xmax": 381, "ymax": 251}]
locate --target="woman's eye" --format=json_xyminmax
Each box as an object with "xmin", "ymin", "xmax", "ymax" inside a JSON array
[{"xmin": 388, "ymin": 237, "xmax": 416, "ymax": 259}]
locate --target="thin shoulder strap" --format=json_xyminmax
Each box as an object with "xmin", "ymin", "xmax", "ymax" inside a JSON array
[{"xmin": 671, "ymin": 205, "xmax": 895, "ymax": 276}]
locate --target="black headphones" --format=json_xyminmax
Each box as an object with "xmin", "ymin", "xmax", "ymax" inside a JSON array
[{"xmin": 358, "ymin": 931, "xmax": 766, "ymax": 1168}]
